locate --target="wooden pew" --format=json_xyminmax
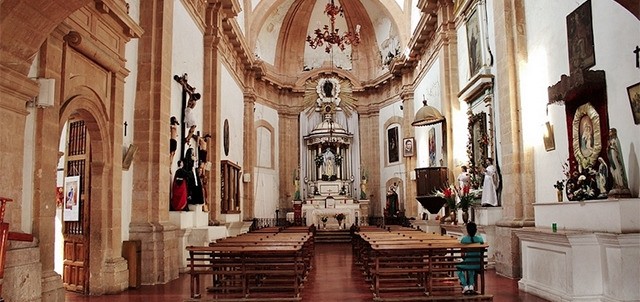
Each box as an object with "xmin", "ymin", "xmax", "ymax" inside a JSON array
[{"xmin": 187, "ymin": 230, "xmax": 314, "ymax": 301}]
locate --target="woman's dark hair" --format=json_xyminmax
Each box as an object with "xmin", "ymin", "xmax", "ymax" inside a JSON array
[{"xmin": 466, "ymin": 222, "xmax": 478, "ymax": 238}]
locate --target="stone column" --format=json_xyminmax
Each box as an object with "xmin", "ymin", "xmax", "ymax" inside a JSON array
[
  {"xmin": 278, "ymin": 108, "xmax": 300, "ymax": 210},
  {"xmin": 491, "ymin": 0, "xmax": 535, "ymax": 278},
  {"xmin": 203, "ymin": 1, "xmax": 222, "ymax": 221},
  {"xmin": 400, "ymin": 89, "xmax": 418, "ymax": 218},
  {"xmin": 358, "ymin": 107, "xmax": 381, "ymax": 216},
  {"xmin": 242, "ymin": 90, "xmax": 256, "ymax": 220},
  {"xmin": 131, "ymin": 0, "xmax": 179, "ymax": 284}
]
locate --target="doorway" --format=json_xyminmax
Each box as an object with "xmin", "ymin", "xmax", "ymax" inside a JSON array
[{"xmin": 55, "ymin": 120, "xmax": 91, "ymax": 294}]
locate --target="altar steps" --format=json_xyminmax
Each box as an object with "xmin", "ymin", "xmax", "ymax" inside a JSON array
[{"xmin": 314, "ymin": 229, "xmax": 351, "ymax": 243}]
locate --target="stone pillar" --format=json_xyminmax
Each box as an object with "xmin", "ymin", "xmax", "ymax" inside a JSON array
[
  {"xmin": 491, "ymin": 0, "xmax": 535, "ymax": 278},
  {"xmin": 438, "ymin": 0, "xmax": 460, "ymax": 179},
  {"xmin": 203, "ymin": 1, "xmax": 222, "ymax": 221},
  {"xmin": 131, "ymin": 0, "xmax": 179, "ymax": 284},
  {"xmin": 400, "ymin": 89, "xmax": 418, "ymax": 218},
  {"xmin": 278, "ymin": 109, "xmax": 299, "ymax": 210},
  {"xmin": 358, "ymin": 108, "xmax": 381, "ymax": 216},
  {"xmin": 242, "ymin": 90, "xmax": 256, "ymax": 220}
]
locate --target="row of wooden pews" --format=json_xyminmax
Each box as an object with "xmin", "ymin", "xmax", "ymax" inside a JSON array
[
  {"xmin": 186, "ymin": 226, "xmax": 314, "ymax": 301},
  {"xmin": 353, "ymin": 225, "xmax": 491, "ymax": 301}
]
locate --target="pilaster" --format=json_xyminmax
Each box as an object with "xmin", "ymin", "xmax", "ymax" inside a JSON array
[
  {"xmin": 491, "ymin": 0, "xmax": 535, "ymax": 278},
  {"xmin": 400, "ymin": 89, "xmax": 418, "ymax": 218},
  {"xmin": 242, "ymin": 90, "xmax": 256, "ymax": 220}
]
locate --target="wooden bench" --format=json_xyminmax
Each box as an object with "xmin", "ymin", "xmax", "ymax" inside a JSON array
[
  {"xmin": 352, "ymin": 228, "xmax": 489, "ymax": 301},
  {"xmin": 187, "ymin": 230, "xmax": 314, "ymax": 301}
]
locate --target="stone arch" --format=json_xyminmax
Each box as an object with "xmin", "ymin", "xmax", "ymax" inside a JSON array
[
  {"xmin": 384, "ymin": 177, "xmax": 404, "ymax": 215},
  {"xmin": 0, "ymin": 0, "xmax": 91, "ymax": 75},
  {"xmin": 58, "ymin": 91, "xmax": 117, "ymax": 294},
  {"xmin": 255, "ymin": 120, "xmax": 276, "ymax": 169}
]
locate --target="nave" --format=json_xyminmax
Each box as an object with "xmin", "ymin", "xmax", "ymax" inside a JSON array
[{"xmin": 66, "ymin": 243, "xmax": 550, "ymax": 302}]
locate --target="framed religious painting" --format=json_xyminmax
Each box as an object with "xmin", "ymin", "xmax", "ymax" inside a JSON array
[
  {"xmin": 627, "ymin": 81, "xmax": 640, "ymax": 125},
  {"xmin": 567, "ymin": 0, "xmax": 595, "ymax": 74},
  {"xmin": 428, "ymin": 128, "xmax": 436, "ymax": 166},
  {"xmin": 388, "ymin": 127, "xmax": 399, "ymax": 163},
  {"xmin": 572, "ymin": 102, "xmax": 601, "ymax": 169},
  {"xmin": 466, "ymin": 8, "xmax": 482, "ymax": 77},
  {"xmin": 469, "ymin": 112, "xmax": 488, "ymax": 167}
]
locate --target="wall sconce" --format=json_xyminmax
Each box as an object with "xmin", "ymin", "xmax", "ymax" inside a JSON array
[{"xmin": 543, "ymin": 121, "xmax": 555, "ymax": 152}]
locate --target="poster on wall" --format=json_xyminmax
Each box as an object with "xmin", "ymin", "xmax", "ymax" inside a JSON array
[
  {"xmin": 63, "ymin": 176, "xmax": 80, "ymax": 222},
  {"xmin": 388, "ymin": 127, "xmax": 399, "ymax": 163}
]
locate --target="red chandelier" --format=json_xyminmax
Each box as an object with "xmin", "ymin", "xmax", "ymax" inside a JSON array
[{"xmin": 306, "ymin": 0, "xmax": 361, "ymax": 53}]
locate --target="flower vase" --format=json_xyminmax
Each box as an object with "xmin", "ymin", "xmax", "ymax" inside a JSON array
[
  {"xmin": 556, "ymin": 190, "xmax": 563, "ymax": 202},
  {"xmin": 323, "ymin": 222, "xmax": 327, "ymax": 229},
  {"xmin": 337, "ymin": 220, "xmax": 343, "ymax": 229},
  {"xmin": 462, "ymin": 210, "xmax": 469, "ymax": 224},
  {"xmin": 449, "ymin": 211, "xmax": 457, "ymax": 225}
]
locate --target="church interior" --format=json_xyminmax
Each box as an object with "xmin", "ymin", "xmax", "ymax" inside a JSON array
[{"xmin": 0, "ymin": 0, "xmax": 639, "ymax": 301}]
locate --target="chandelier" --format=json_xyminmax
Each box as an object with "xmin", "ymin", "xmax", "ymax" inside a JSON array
[{"xmin": 306, "ymin": 0, "xmax": 361, "ymax": 53}]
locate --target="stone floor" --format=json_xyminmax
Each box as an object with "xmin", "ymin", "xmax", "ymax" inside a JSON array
[{"xmin": 66, "ymin": 243, "xmax": 550, "ymax": 302}]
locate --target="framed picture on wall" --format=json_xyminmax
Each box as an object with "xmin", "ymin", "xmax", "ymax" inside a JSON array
[
  {"xmin": 466, "ymin": 8, "xmax": 482, "ymax": 77},
  {"xmin": 63, "ymin": 175, "xmax": 81, "ymax": 222},
  {"xmin": 428, "ymin": 128, "xmax": 436, "ymax": 166},
  {"xmin": 388, "ymin": 127, "xmax": 399, "ymax": 163},
  {"xmin": 403, "ymin": 137, "xmax": 415, "ymax": 157},
  {"xmin": 470, "ymin": 112, "xmax": 488, "ymax": 167},
  {"xmin": 627, "ymin": 81, "xmax": 640, "ymax": 125}
]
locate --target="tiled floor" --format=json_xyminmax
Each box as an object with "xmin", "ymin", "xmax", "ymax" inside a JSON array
[{"xmin": 66, "ymin": 243, "xmax": 550, "ymax": 302}]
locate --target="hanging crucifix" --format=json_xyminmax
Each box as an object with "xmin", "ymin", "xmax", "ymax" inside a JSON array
[
  {"xmin": 173, "ymin": 73, "xmax": 201, "ymax": 161},
  {"xmin": 634, "ymin": 45, "xmax": 639, "ymax": 68}
]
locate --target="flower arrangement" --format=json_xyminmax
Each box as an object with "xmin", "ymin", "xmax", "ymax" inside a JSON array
[
  {"xmin": 553, "ymin": 180, "xmax": 564, "ymax": 191},
  {"xmin": 334, "ymin": 213, "xmax": 345, "ymax": 221},
  {"xmin": 435, "ymin": 186, "xmax": 457, "ymax": 211},
  {"xmin": 315, "ymin": 154, "xmax": 324, "ymax": 166},
  {"xmin": 566, "ymin": 166, "xmax": 598, "ymax": 201},
  {"xmin": 457, "ymin": 186, "xmax": 476, "ymax": 212},
  {"xmin": 335, "ymin": 154, "xmax": 343, "ymax": 166}
]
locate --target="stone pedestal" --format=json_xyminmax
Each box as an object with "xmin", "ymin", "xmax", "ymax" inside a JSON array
[
  {"xmin": 517, "ymin": 229, "xmax": 640, "ymax": 302},
  {"xmin": 533, "ymin": 198, "xmax": 640, "ymax": 233}
]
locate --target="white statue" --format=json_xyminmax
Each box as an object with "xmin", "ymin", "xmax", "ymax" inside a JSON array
[
  {"xmin": 322, "ymin": 149, "xmax": 335, "ymax": 176},
  {"xmin": 596, "ymin": 157, "xmax": 608, "ymax": 198}
]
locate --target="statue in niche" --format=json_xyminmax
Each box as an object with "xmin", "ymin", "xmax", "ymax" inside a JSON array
[{"xmin": 322, "ymin": 148, "xmax": 336, "ymax": 177}]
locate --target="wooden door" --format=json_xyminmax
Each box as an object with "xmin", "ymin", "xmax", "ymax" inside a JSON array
[{"xmin": 62, "ymin": 120, "xmax": 90, "ymax": 294}]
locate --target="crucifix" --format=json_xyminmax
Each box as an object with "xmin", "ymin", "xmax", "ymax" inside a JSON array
[
  {"xmin": 634, "ymin": 45, "xmax": 640, "ymax": 68},
  {"xmin": 123, "ymin": 121, "xmax": 128, "ymax": 136},
  {"xmin": 173, "ymin": 73, "xmax": 201, "ymax": 161}
]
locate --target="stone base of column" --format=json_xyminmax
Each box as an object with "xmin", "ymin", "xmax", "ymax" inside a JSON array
[
  {"xmin": 40, "ymin": 270, "xmax": 64, "ymax": 302},
  {"xmin": 4, "ymin": 240, "xmax": 45, "ymax": 302},
  {"xmin": 129, "ymin": 222, "xmax": 179, "ymax": 285},
  {"xmin": 100, "ymin": 257, "xmax": 129, "ymax": 294},
  {"xmin": 493, "ymin": 219, "xmax": 534, "ymax": 278}
]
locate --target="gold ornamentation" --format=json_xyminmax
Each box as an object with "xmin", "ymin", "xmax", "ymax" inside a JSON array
[{"xmin": 572, "ymin": 103, "xmax": 601, "ymax": 169}]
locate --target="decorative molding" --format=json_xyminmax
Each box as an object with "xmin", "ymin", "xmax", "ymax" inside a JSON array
[{"xmin": 180, "ymin": 0, "xmax": 207, "ymax": 33}]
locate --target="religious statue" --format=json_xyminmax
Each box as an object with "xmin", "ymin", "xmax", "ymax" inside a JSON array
[
  {"xmin": 184, "ymin": 94, "xmax": 198, "ymax": 129},
  {"xmin": 480, "ymin": 158, "xmax": 499, "ymax": 207},
  {"xmin": 596, "ymin": 157, "xmax": 608, "ymax": 198},
  {"xmin": 170, "ymin": 116, "xmax": 179, "ymax": 166},
  {"xmin": 607, "ymin": 128, "xmax": 631, "ymax": 197},
  {"xmin": 322, "ymin": 148, "xmax": 335, "ymax": 177},
  {"xmin": 457, "ymin": 166, "xmax": 471, "ymax": 190},
  {"xmin": 360, "ymin": 175, "xmax": 367, "ymax": 200},
  {"xmin": 386, "ymin": 182, "xmax": 399, "ymax": 216}
]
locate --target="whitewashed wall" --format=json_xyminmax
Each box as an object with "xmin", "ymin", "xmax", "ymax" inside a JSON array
[
  {"xmin": 171, "ymin": 0, "xmax": 204, "ymax": 173},
  {"xmin": 253, "ymin": 103, "xmax": 279, "ymax": 218},
  {"xmin": 413, "ymin": 57, "xmax": 443, "ymax": 168},
  {"xmin": 255, "ymin": 0, "xmax": 295, "ymax": 65},
  {"xmin": 121, "ymin": 0, "xmax": 140, "ymax": 241},
  {"xmin": 523, "ymin": 0, "xmax": 640, "ymax": 202},
  {"xmin": 236, "ymin": 0, "xmax": 245, "ymax": 35}
]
